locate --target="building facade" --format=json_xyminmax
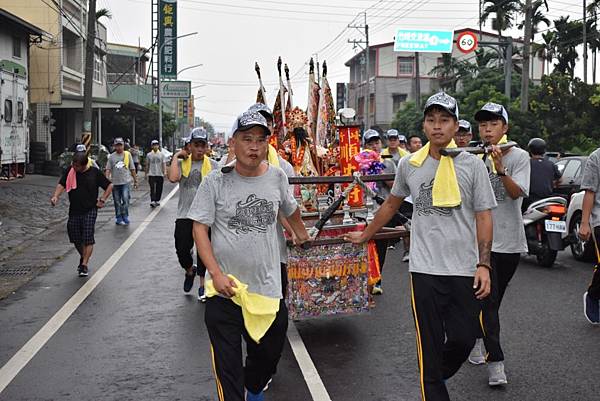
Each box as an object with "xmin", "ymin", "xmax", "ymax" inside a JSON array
[
  {"xmin": 3, "ymin": 0, "xmax": 118, "ymax": 163},
  {"xmin": 344, "ymin": 28, "xmax": 545, "ymax": 131},
  {"xmin": 0, "ymin": 8, "xmax": 45, "ymax": 177}
]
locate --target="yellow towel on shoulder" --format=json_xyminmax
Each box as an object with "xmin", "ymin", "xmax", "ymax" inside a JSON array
[
  {"xmin": 181, "ymin": 156, "xmax": 213, "ymax": 178},
  {"xmin": 487, "ymin": 135, "xmax": 508, "ymax": 174},
  {"xmin": 409, "ymin": 140, "xmax": 461, "ymax": 207},
  {"xmin": 87, "ymin": 157, "xmax": 94, "ymax": 168},
  {"xmin": 268, "ymin": 144, "xmax": 280, "ymax": 167},
  {"xmin": 206, "ymin": 275, "xmax": 280, "ymax": 343},
  {"xmin": 122, "ymin": 150, "xmax": 132, "ymax": 170}
]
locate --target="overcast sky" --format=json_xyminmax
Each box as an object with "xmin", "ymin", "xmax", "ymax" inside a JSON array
[{"xmin": 100, "ymin": 0, "xmax": 582, "ymax": 132}]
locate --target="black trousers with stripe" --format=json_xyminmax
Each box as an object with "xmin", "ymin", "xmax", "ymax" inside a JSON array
[
  {"xmin": 479, "ymin": 252, "xmax": 520, "ymax": 362},
  {"xmin": 148, "ymin": 176, "xmax": 164, "ymax": 202},
  {"xmin": 588, "ymin": 227, "xmax": 600, "ymax": 300},
  {"xmin": 205, "ymin": 296, "xmax": 288, "ymax": 401},
  {"xmin": 410, "ymin": 273, "xmax": 481, "ymax": 401}
]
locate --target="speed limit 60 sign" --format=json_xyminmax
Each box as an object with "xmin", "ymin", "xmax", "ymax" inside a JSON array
[{"xmin": 456, "ymin": 31, "xmax": 478, "ymax": 54}]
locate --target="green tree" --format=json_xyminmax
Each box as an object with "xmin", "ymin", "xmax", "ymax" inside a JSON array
[
  {"xmin": 529, "ymin": 74, "xmax": 600, "ymax": 152},
  {"xmin": 95, "ymin": 8, "xmax": 112, "ymax": 20},
  {"xmin": 552, "ymin": 16, "xmax": 583, "ymax": 77},
  {"xmin": 480, "ymin": 0, "xmax": 522, "ymax": 38},
  {"xmin": 390, "ymin": 101, "xmax": 423, "ymax": 138},
  {"xmin": 429, "ymin": 54, "xmax": 477, "ymax": 92},
  {"xmin": 517, "ymin": 0, "xmax": 550, "ymax": 36},
  {"xmin": 100, "ymin": 104, "xmax": 177, "ymax": 150},
  {"xmin": 532, "ymin": 31, "xmax": 556, "ymax": 75}
]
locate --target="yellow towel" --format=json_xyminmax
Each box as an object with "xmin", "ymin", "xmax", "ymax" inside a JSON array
[
  {"xmin": 268, "ymin": 144, "xmax": 280, "ymax": 167},
  {"xmin": 122, "ymin": 151, "xmax": 132, "ymax": 170},
  {"xmin": 87, "ymin": 157, "xmax": 94, "ymax": 168},
  {"xmin": 181, "ymin": 155, "xmax": 213, "ymax": 178},
  {"xmin": 206, "ymin": 275, "xmax": 280, "ymax": 343},
  {"xmin": 488, "ymin": 135, "xmax": 508, "ymax": 174},
  {"xmin": 382, "ymin": 147, "xmax": 409, "ymax": 158},
  {"xmin": 409, "ymin": 140, "xmax": 461, "ymax": 207}
]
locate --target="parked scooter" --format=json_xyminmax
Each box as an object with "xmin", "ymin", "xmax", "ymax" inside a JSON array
[{"xmin": 523, "ymin": 197, "xmax": 571, "ymax": 267}]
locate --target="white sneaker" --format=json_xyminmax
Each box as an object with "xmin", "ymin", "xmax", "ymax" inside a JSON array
[
  {"xmin": 468, "ymin": 338, "xmax": 486, "ymax": 365},
  {"xmin": 402, "ymin": 251, "xmax": 409, "ymax": 262},
  {"xmin": 488, "ymin": 361, "xmax": 508, "ymax": 386}
]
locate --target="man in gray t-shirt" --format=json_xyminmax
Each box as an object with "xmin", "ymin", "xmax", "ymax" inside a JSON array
[
  {"xmin": 145, "ymin": 140, "xmax": 166, "ymax": 207},
  {"xmin": 105, "ymin": 137, "xmax": 137, "ymax": 225},
  {"xmin": 579, "ymin": 148, "xmax": 600, "ymax": 325},
  {"xmin": 345, "ymin": 92, "xmax": 496, "ymax": 401},
  {"xmin": 188, "ymin": 110, "xmax": 308, "ymax": 400},
  {"xmin": 470, "ymin": 103, "xmax": 530, "ymax": 386},
  {"xmin": 167, "ymin": 128, "xmax": 219, "ymax": 301}
]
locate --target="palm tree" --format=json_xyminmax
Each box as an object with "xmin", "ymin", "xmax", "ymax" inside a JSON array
[
  {"xmin": 532, "ymin": 31, "xmax": 556, "ymax": 75},
  {"xmin": 587, "ymin": 1, "xmax": 600, "ymax": 82},
  {"xmin": 429, "ymin": 54, "xmax": 477, "ymax": 92},
  {"xmin": 552, "ymin": 16, "xmax": 583, "ymax": 77},
  {"xmin": 517, "ymin": 0, "xmax": 550, "ymax": 37},
  {"xmin": 95, "ymin": 8, "xmax": 112, "ymax": 20},
  {"xmin": 480, "ymin": 0, "xmax": 522, "ymax": 38}
]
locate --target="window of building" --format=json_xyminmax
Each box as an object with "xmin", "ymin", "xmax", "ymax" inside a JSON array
[
  {"xmin": 17, "ymin": 102, "xmax": 23, "ymax": 124},
  {"xmin": 369, "ymin": 93, "xmax": 375, "ymax": 114},
  {"xmin": 397, "ymin": 57, "xmax": 414, "ymax": 76},
  {"xmin": 392, "ymin": 94, "xmax": 408, "ymax": 114},
  {"xmin": 357, "ymin": 96, "xmax": 365, "ymax": 117},
  {"xmin": 93, "ymin": 54, "xmax": 103, "ymax": 83},
  {"xmin": 13, "ymin": 37, "xmax": 21, "ymax": 58},
  {"xmin": 4, "ymin": 100, "xmax": 13, "ymax": 123}
]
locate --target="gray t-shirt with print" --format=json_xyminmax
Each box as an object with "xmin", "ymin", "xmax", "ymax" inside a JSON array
[
  {"xmin": 106, "ymin": 152, "xmax": 135, "ymax": 186},
  {"xmin": 187, "ymin": 165, "xmax": 299, "ymax": 299},
  {"xmin": 391, "ymin": 152, "xmax": 497, "ymax": 277},
  {"xmin": 277, "ymin": 157, "xmax": 296, "ymax": 264},
  {"xmin": 485, "ymin": 147, "xmax": 530, "ymax": 253},
  {"xmin": 581, "ymin": 148, "xmax": 600, "ymax": 227},
  {"xmin": 177, "ymin": 157, "xmax": 218, "ymax": 219},
  {"xmin": 146, "ymin": 151, "xmax": 165, "ymax": 177}
]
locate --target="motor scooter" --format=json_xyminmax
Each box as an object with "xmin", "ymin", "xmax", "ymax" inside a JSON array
[{"xmin": 523, "ymin": 197, "xmax": 570, "ymax": 267}]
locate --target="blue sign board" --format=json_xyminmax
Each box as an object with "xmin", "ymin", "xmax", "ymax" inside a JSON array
[{"xmin": 394, "ymin": 29, "xmax": 454, "ymax": 53}]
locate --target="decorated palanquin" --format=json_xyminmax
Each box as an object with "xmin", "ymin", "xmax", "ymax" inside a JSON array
[{"xmin": 253, "ymin": 59, "xmax": 408, "ymax": 320}]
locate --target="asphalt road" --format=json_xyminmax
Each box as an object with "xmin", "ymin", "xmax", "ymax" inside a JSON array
[{"xmin": 0, "ymin": 184, "xmax": 599, "ymax": 401}]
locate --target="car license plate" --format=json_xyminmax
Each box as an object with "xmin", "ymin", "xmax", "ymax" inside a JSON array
[{"xmin": 545, "ymin": 220, "xmax": 567, "ymax": 233}]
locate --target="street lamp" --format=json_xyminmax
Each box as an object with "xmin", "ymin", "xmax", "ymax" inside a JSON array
[
  {"xmin": 177, "ymin": 64, "xmax": 203, "ymax": 76},
  {"xmin": 158, "ymin": 31, "xmax": 198, "ymax": 148}
]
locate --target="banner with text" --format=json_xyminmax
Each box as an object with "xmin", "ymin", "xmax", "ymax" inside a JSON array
[
  {"xmin": 159, "ymin": 0, "xmax": 177, "ymax": 78},
  {"xmin": 338, "ymin": 125, "xmax": 363, "ymax": 207}
]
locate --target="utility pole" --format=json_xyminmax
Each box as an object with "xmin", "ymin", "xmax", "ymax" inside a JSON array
[
  {"xmin": 584, "ymin": 0, "xmax": 588, "ymax": 84},
  {"xmin": 521, "ymin": 0, "xmax": 533, "ymax": 112},
  {"xmin": 82, "ymin": 0, "xmax": 97, "ymax": 147},
  {"xmin": 504, "ymin": 37, "xmax": 513, "ymax": 101},
  {"xmin": 414, "ymin": 53, "xmax": 421, "ymax": 108},
  {"xmin": 348, "ymin": 12, "xmax": 370, "ymax": 129}
]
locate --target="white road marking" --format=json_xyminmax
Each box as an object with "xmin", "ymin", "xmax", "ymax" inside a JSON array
[
  {"xmin": 287, "ymin": 323, "xmax": 332, "ymax": 401},
  {"xmin": 0, "ymin": 186, "xmax": 179, "ymax": 394}
]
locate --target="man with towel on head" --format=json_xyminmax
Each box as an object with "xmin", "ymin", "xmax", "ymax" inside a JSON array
[{"xmin": 345, "ymin": 92, "xmax": 497, "ymax": 401}]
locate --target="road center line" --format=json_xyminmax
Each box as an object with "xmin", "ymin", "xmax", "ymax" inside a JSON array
[
  {"xmin": 287, "ymin": 322, "xmax": 332, "ymax": 401},
  {"xmin": 0, "ymin": 186, "xmax": 179, "ymax": 394}
]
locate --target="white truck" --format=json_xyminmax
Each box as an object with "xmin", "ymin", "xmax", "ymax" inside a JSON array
[{"xmin": 0, "ymin": 68, "xmax": 29, "ymax": 178}]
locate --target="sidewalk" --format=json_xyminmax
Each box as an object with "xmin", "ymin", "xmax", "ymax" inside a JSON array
[{"xmin": 0, "ymin": 173, "xmax": 152, "ymax": 299}]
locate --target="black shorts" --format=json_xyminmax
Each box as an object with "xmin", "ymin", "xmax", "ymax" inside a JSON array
[{"xmin": 67, "ymin": 208, "xmax": 98, "ymax": 245}]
